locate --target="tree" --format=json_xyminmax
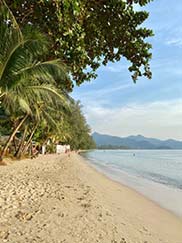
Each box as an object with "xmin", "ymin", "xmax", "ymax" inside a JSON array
[
  {"xmin": 64, "ymin": 101, "xmax": 96, "ymax": 150},
  {"xmin": 31, "ymin": 100, "xmax": 96, "ymax": 151},
  {"xmin": 6, "ymin": 0, "xmax": 153, "ymax": 87},
  {"xmin": 0, "ymin": 1, "xmax": 70, "ymax": 160}
]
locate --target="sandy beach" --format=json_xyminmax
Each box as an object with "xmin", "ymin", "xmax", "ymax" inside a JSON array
[{"xmin": 0, "ymin": 153, "xmax": 182, "ymax": 243}]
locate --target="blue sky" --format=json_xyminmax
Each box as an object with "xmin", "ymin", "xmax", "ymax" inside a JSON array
[{"xmin": 71, "ymin": 0, "xmax": 182, "ymax": 140}]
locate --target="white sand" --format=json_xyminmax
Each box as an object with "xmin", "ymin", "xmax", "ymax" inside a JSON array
[{"xmin": 0, "ymin": 153, "xmax": 182, "ymax": 243}]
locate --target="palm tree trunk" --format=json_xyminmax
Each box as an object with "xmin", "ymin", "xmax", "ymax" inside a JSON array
[
  {"xmin": 14, "ymin": 126, "xmax": 28, "ymax": 159},
  {"xmin": 12, "ymin": 136, "xmax": 17, "ymax": 152},
  {"xmin": 22, "ymin": 121, "xmax": 39, "ymax": 154},
  {"xmin": 0, "ymin": 114, "xmax": 29, "ymax": 161}
]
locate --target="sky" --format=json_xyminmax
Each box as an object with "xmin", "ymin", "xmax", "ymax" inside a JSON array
[{"xmin": 71, "ymin": 0, "xmax": 182, "ymax": 140}]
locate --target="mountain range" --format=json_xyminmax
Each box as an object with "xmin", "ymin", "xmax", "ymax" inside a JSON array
[{"xmin": 92, "ymin": 132, "xmax": 182, "ymax": 149}]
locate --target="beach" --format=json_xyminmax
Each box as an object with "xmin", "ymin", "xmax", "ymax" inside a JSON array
[{"xmin": 0, "ymin": 153, "xmax": 182, "ymax": 243}]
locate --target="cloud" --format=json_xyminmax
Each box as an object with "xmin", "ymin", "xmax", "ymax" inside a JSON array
[
  {"xmin": 73, "ymin": 82, "xmax": 132, "ymax": 103},
  {"xmin": 166, "ymin": 38, "xmax": 182, "ymax": 47},
  {"xmin": 84, "ymin": 99, "xmax": 182, "ymax": 140},
  {"xmin": 85, "ymin": 83, "xmax": 131, "ymax": 97}
]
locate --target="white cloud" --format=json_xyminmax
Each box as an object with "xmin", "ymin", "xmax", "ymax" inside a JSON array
[
  {"xmin": 166, "ymin": 38, "xmax": 182, "ymax": 47},
  {"xmin": 84, "ymin": 100, "xmax": 182, "ymax": 140},
  {"xmin": 75, "ymin": 83, "xmax": 132, "ymax": 101}
]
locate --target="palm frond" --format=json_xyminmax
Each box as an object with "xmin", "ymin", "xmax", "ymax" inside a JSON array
[
  {"xmin": 0, "ymin": 0, "xmax": 23, "ymax": 79},
  {"xmin": 0, "ymin": 31, "xmax": 49, "ymax": 88},
  {"xmin": 0, "ymin": 1, "xmax": 72, "ymax": 146},
  {"xmin": 28, "ymin": 84, "xmax": 70, "ymax": 109}
]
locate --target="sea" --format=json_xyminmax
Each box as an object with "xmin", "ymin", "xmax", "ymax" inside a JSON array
[{"xmin": 82, "ymin": 150, "xmax": 182, "ymax": 217}]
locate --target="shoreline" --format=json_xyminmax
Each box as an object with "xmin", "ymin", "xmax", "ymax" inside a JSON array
[
  {"xmin": 77, "ymin": 154, "xmax": 182, "ymax": 238},
  {"xmin": 82, "ymin": 154, "xmax": 182, "ymax": 218},
  {"xmin": 0, "ymin": 153, "xmax": 182, "ymax": 242}
]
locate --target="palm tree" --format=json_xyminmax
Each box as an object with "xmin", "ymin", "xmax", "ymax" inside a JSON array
[
  {"xmin": 17, "ymin": 98, "xmax": 71, "ymax": 158},
  {"xmin": 0, "ymin": 1, "xmax": 70, "ymax": 160}
]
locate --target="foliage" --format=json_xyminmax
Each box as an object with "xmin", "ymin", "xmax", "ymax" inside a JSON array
[
  {"xmin": 0, "ymin": 106, "xmax": 11, "ymax": 136},
  {"xmin": 64, "ymin": 101, "xmax": 96, "ymax": 150},
  {"xmin": 97, "ymin": 145, "xmax": 130, "ymax": 150},
  {"xmin": 6, "ymin": 0, "xmax": 153, "ymax": 87},
  {"xmin": 0, "ymin": 1, "xmax": 95, "ymax": 158},
  {"xmin": 0, "ymin": 1, "xmax": 70, "ymax": 116},
  {"xmin": 33, "ymin": 100, "xmax": 96, "ymax": 150},
  {"xmin": 0, "ymin": 1, "xmax": 72, "ymax": 159}
]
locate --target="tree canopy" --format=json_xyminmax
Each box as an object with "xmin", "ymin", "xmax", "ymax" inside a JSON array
[
  {"xmin": 0, "ymin": 0, "xmax": 96, "ymax": 159},
  {"xmin": 6, "ymin": 0, "xmax": 153, "ymax": 88},
  {"xmin": 64, "ymin": 101, "xmax": 96, "ymax": 150},
  {"xmin": 0, "ymin": 1, "xmax": 70, "ymax": 159}
]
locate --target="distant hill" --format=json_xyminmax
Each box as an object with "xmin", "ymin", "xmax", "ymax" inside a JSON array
[{"xmin": 92, "ymin": 132, "xmax": 182, "ymax": 149}]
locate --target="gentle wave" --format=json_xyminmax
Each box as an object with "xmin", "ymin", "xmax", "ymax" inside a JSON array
[
  {"xmin": 83, "ymin": 150, "xmax": 182, "ymax": 190},
  {"xmin": 82, "ymin": 150, "xmax": 182, "ymax": 217}
]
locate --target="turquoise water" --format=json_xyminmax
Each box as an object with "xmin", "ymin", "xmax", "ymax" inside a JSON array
[{"xmin": 82, "ymin": 150, "xmax": 182, "ymax": 217}]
